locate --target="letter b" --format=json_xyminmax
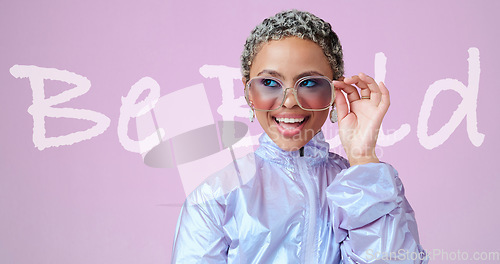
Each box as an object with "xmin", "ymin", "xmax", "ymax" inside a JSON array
[{"xmin": 10, "ymin": 65, "xmax": 110, "ymax": 150}]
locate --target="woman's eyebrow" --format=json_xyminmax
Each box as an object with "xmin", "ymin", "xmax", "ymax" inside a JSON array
[
  {"xmin": 257, "ymin": 70, "xmax": 284, "ymax": 79},
  {"xmin": 257, "ymin": 70, "xmax": 325, "ymax": 80},
  {"xmin": 295, "ymin": 71, "xmax": 323, "ymax": 80}
]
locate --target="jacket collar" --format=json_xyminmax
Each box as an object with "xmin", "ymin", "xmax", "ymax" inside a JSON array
[{"xmin": 255, "ymin": 130, "xmax": 330, "ymax": 167}]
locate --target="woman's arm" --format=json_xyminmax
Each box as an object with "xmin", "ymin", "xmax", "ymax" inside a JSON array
[
  {"xmin": 171, "ymin": 196, "xmax": 228, "ymax": 263},
  {"xmin": 327, "ymin": 163, "xmax": 428, "ymax": 263},
  {"xmin": 331, "ymin": 73, "xmax": 427, "ymax": 262}
]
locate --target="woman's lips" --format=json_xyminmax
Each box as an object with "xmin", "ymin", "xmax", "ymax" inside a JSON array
[{"xmin": 272, "ymin": 115, "xmax": 309, "ymax": 137}]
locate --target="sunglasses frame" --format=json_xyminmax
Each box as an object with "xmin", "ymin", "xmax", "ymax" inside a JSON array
[{"xmin": 244, "ymin": 75, "xmax": 335, "ymax": 112}]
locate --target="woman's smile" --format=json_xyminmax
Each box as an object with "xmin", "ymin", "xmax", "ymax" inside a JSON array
[{"xmin": 271, "ymin": 113, "xmax": 309, "ymax": 136}]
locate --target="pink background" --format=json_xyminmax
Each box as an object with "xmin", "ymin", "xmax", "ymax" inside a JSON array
[{"xmin": 1, "ymin": 0, "xmax": 499, "ymax": 263}]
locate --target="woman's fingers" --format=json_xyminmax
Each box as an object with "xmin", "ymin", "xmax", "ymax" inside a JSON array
[
  {"xmin": 343, "ymin": 73, "xmax": 385, "ymax": 106},
  {"xmin": 334, "ymin": 88, "xmax": 349, "ymax": 122},
  {"xmin": 344, "ymin": 75, "xmax": 370, "ymax": 99},
  {"xmin": 333, "ymin": 73, "xmax": 390, "ymax": 120},
  {"xmin": 333, "ymin": 80, "xmax": 360, "ymax": 103},
  {"xmin": 378, "ymin": 81, "xmax": 390, "ymax": 111},
  {"xmin": 358, "ymin": 73, "xmax": 382, "ymax": 105}
]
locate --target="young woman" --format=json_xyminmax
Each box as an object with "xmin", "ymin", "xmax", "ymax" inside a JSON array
[{"xmin": 172, "ymin": 10, "xmax": 427, "ymax": 263}]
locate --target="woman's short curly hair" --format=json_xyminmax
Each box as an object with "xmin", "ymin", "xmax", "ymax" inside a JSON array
[{"xmin": 241, "ymin": 9, "xmax": 344, "ymax": 81}]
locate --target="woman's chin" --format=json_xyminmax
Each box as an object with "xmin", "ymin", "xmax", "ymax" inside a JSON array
[{"xmin": 268, "ymin": 131, "xmax": 311, "ymax": 152}]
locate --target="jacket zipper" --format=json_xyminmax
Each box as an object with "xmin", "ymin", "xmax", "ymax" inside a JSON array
[{"xmin": 296, "ymin": 147, "xmax": 317, "ymax": 264}]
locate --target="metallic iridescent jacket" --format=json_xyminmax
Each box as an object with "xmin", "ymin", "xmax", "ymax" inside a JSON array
[{"xmin": 172, "ymin": 132, "xmax": 427, "ymax": 263}]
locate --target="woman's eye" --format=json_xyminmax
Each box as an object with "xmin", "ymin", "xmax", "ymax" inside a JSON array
[
  {"xmin": 263, "ymin": 79, "xmax": 279, "ymax": 87},
  {"xmin": 300, "ymin": 79, "xmax": 317, "ymax": 87}
]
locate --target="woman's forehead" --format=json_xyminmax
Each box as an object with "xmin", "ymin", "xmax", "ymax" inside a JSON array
[{"xmin": 250, "ymin": 37, "xmax": 333, "ymax": 80}]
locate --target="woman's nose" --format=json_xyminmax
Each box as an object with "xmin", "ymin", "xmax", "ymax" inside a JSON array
[{"xmin": 282, "ymin": 87, "xmax": 299, "ymax": 109}]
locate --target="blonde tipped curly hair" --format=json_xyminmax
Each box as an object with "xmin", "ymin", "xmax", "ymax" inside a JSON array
[{"xmin": 241, "ymin": 9, "xmax": 344, "ymax": 81}]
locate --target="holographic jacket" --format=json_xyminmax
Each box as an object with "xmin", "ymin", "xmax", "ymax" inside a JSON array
[{"xmin": 172, "ymin": 131, "xmax": 427, "ymax": 263}]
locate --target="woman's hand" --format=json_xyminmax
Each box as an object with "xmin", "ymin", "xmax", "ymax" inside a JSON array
[{"xmin": 333, "ymin": 73, "xmax": 390, "ymax": 166}]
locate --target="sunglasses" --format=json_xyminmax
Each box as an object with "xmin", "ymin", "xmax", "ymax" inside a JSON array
[{"xmin": 245, "ymin": 75, "xmax": 335, "ymax": 111}]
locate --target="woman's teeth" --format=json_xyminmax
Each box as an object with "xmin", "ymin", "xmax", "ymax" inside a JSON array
[
  {"xmin": 274, "ymin": 116, "xmax": 307, "ymax": 131},
  {"xmin": 275, "ymin": 117, "xmax": 305, "ymax": 123}
]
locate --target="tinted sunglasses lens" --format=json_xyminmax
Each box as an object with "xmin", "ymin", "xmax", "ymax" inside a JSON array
[
  {"xmin": 296, "ymin": 77, "xmax": 333, "ymax": 110},
  {"xmin": 247, "ymin": 78, "xmax": 283, "ymax": 110}
]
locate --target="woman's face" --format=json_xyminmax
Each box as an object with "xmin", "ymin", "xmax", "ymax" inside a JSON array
[{"xmin": 247, "ymin": 37, "xmax": 334, "ymax": 151}]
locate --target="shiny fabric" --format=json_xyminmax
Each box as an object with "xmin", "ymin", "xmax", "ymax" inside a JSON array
[{"xmin": 171, "ymin": 131, "xmax": 427, "ymax": 263}]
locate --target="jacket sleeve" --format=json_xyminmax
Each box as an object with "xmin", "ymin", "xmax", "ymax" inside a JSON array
[
  {"xmin": 171, "ymin": 190, "xmax": 229, "ymax": 263},
  {"xmin": 326, "ymin": 162, "xmax": 428, "ymax": 263}
]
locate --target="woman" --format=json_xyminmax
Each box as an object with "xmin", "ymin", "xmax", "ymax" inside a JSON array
[{"xmin": 172, "ymin": 10, "xmax": 427, "ymax": 263}]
